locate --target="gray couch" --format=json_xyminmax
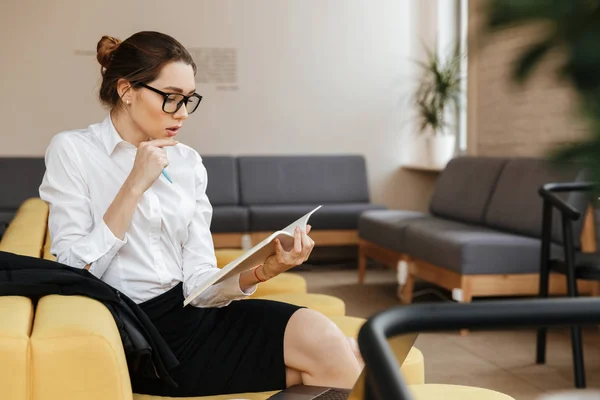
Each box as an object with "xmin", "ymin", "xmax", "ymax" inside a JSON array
[
  {"xmin": 0, "ymin": 157, "xmax": 47, "ymax": 237},
  {"xmin": 358, "ymin": 156, "xmax": 595, "ymax": 303},
  {"xmin": 0, "ymin": 155, "xmax": 385, "ymax": 249},
  {"xmin": 202, "ymin": 156, "xmax": 249, "ymax": 234},
  {"xmin": 206, "ymin": 155, "xmax": 386, "ymax": 248}
]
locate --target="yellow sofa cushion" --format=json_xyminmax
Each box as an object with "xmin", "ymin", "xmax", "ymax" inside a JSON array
[
  {"xmin": 0, "ymin": 197, "xmax": 48, "ymax": 257},
  {"xmin": 133, "ymin": 391, "xmax": 278, "ymax": 400},
  {"xmin": 43, "ymin": 245, "xmax": 56, "ymax": 261},
  {"xmin": 18, "ymin": 197, "xmax": 49, "ymax": 213},
  {"xmin": 42, "ymin": 227, "xmax": 56, "ymax": 261},
  {"xmin": 250, "ymin": 273, "xmax": 307, "ymax": 298},
  {"xmin": 31, "ymin": 295, "xmax": 133, "ymax": 400},
  {"xmin": 397, "ymin": 346, "xmax": 425, "ymax": 385},
  {"xmin": 215, "ymin": 249, "xmax": 245, "ymax": 269},
  {"xmin": 135, "ymin": 384, "xmax": 515, "ymax": 400},
  {"xmin": 256, "ymin": 293, "xmax": 346, "ymax": 317},
  {"xmin": 0, "ymin": 296, "xmax": 34, "ymax": 400},
  {"xmin": 0, "ymin": 244, "xmax": 44, "ymax": 258},
  {"xmin": 408, "ymin": 384, "xmax": 515, "ymax": 399}
]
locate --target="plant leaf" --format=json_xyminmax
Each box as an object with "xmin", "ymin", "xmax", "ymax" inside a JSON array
[{"xmin": 513, "ymin": 37, "xmax": 556, "ymax": 84}]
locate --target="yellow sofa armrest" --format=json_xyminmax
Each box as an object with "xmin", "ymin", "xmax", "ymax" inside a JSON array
[
  {"xmin": 31, "ymin": 295, "xmax": 133, "ymax": 400},
  {"xmin": 0, "ymin": 296, "xmax": 34, "ymax": 400},
  {"xmin": 0, "ymin": 197, "xmax": 49, "ymax": 257}
]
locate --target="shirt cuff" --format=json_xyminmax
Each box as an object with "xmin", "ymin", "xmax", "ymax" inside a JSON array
[
  {"xmin": 219, "ymin": 273, "xmax": 258, "ymax": 297},
  {"xmin": 77, "ymin": 220, "xmax": 127, "ymax": 275}
]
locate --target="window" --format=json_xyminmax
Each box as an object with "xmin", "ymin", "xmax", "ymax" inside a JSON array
[{"xmin": 437, "ymin": 0, "xmax": 469, "ymax": 154}]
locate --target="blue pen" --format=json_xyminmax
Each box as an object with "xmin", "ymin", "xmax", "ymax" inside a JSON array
[{"xmin": 161, "ymin": 169, "xmax": 173, "ymax": 184}]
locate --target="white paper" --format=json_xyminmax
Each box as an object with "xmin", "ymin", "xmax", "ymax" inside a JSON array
[{"xmin": 183, "ymin": 205, "xmax": 322, "ymax": 306}]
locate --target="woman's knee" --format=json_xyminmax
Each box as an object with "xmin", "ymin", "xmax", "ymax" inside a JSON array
[{"xmin": 284, "ymin": 309, "xmax": 354, "ymax": 368}]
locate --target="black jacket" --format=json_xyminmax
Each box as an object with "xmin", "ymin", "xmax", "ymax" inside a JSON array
[{"xmin": 0, "ymin": 251, "xmax": 179, "ymax": 388}]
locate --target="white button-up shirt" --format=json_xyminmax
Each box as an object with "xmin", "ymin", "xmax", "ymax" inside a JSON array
[{"xmin": 39, "ymin": 114, "xmax": 255, "ymax": 306}]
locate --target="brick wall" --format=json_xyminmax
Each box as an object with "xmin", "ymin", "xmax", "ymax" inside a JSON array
[
  {"xmin": 467, "ymin": 0, "xmax": 599, "ymax": 249},
  {"xmin": 467, "ymin": 0, "xmax": 589, "ymax": 158}
]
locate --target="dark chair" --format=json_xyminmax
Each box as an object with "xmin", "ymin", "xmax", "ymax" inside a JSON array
[
  {"xmin": 536, "ymin": 182, "xmax": 600, "ymax": 389},
  {"xmin": 357, "ymin": 298, "xmax": 600, "ymax": 400}
]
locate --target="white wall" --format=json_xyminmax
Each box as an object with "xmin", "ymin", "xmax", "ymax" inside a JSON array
[{"xmin": 0, "ymin": 0, "xmax": 439, "ymax": 210}]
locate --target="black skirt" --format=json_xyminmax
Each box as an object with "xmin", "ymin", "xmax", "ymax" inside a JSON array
[{"xmin": 131, "ymin": 282, "xmax": 303, "ymax": 397}]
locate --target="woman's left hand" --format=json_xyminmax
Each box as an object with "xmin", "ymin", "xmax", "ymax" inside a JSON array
[{"xmin": 261, "ymin": 225, "xmax": 315, "ymax": 279}]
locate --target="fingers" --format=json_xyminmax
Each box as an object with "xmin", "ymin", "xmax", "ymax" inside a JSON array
[
  {"xmin": 274, "ymin": 227, "xmax": 315, "ymax": 270},
  {"xmin": 301, "ymin": 229, "xmax": 314, "ymax": 262},
  {"xmin": 306, "ymin": 224, "xmax": 312, "ymax": 234},
  {"xmin": 154, "ymin": 148, "xmax": 170, "ymax": 168},
  {"xmin": 138, "ymin": 141, "xmax": 170, "ymax": 165},
  {"xmin": 293, "ymin": 226, "xmax": 302, "ymax": 254},
  {"xmin": 274, "ymin": 239, "xmax": 284, "ymax": 255}
]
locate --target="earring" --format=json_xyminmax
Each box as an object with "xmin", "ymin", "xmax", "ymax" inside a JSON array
[{"xmin": 126, "ymin": 100, "xmax": 130, "ymax": 105}]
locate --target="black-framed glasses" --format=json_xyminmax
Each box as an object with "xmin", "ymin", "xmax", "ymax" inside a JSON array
[{"xmin": 136, "ymin": 82, "xmax": 202, "ymax": 114}]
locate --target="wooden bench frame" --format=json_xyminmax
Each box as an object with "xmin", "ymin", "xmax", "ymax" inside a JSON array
[
  {"xmin": 212, "ymin": 233, "xmax": 245, "ymax": 249},
  {"xmin": 213, "ymin": 230, "xmax": 359, "ymax": 249},
  {"xmin": 358, "ymin": 206, "xmax": 600, "ymax": 305}
]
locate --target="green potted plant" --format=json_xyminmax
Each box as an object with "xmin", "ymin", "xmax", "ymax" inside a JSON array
[{"xmin": 412, "ymin": 46, "xmax": 464, "ymax": 168}]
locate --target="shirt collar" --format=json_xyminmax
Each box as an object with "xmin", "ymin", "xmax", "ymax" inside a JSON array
[{"xmin": 97, "ymin": 114, "xmax": 128, "ymax": 156}]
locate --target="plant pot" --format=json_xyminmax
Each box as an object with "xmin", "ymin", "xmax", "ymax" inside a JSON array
[
  {"xmin": 409, "ymin": 136, "xmax": 430, "ymax": 167},
  {"xmin": 427, "ymin": 134, "xmax": 456, "ymax": 168}
]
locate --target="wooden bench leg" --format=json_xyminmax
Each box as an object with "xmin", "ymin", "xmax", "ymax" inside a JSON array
[
  {"xmin": 459, "ymin": 279, "xmax": 473, "ymax": 336},
  {"xmin": 399, "ymin": 270, "xmax": 415, "ymax": 305},
  {"xmin": 358, "ymin": 243, "xmax": 367, "ymax": 284}
]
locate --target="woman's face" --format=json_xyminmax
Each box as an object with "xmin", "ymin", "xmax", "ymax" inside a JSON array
[{"xmin": 129, "ymin": 61, "xmax": 196, "ymax": 141}]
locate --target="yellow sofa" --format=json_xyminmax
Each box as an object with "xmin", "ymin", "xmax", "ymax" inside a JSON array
[
  {"xmin": 0, "ymin": 198, "xmax": 429, "ymax": 399},
  {"xmin": 1, "ymin": 293, "xmax": 427, "ymax": 400}
]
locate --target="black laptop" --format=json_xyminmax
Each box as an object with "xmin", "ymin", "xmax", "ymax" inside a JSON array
[{"xmin": 267, "ymin": 333, "xmax": 419, "ymax": 400}]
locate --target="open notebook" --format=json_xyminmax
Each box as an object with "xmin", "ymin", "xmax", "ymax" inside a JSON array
[{"xmin": 183, "ymin": 205, "xmax": 322, "ymax": 306}]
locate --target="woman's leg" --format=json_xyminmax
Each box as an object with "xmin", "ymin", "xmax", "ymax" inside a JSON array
[
  {"xmin": 283, "ymin": 308, "xmax": 362, "ymax": 389},
  {"xmin": 347, "ymin": 337, "xmax": 365, "ymax": 368}
]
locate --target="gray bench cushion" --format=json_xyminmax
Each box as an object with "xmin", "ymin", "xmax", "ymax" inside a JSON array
[
  {"xmin": 484, "ymin": 158, "xmax": 588, "ymax": 244},
  {"xmin": 358, "ymin": 210, "xmax": 427, "ymax": 253},
  {"xmin": 203, "ymin": 156, "xmax": 239, "ymax": 206},
  {"xmin": 429, "ymin": 156, "xmax": 508, "ymax": 224},
  {"xmin": 249, "ymin": 203, "xmax": 386, "ymax": 231},
  {"xmin": 238, "ymin": 156, "xmax": 370, "ymax": 205},
  {"xmin": 404, "ymin": 217, "xmax": 562, "ymax": 275},
  {"xmin": 0, "ymin": 157, "xmax": 46, "ymax": 224},
  {"xmin": 210, "ymin": 206, "xmax": 249, "ymax": 233}
]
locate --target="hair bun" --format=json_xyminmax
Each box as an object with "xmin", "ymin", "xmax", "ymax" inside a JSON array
[{"xmin": 96, "ymin": 35, "xmax": 122, "ymax": 69}]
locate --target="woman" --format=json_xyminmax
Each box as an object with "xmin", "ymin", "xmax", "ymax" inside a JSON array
[{"xmin": 39, "ymin": 31, "xmax": 362, "ymax": 397}]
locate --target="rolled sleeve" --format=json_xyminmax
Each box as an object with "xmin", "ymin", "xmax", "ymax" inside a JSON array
[
  {"xmin": 185, "ymin": 271, "xmax": 257, "ymax": 308},
  {"xmin": 216, "ymin": 274, "xmax": 257, "ymax": 297},
  {"xmin": 71, "ymin": 220, "xmax": 127, "ymax": 277}
]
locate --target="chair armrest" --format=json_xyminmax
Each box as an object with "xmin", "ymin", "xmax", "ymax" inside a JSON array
[
  {"xmin": 538, "ymin": 182, "xmax": 596, "ymax": 221},
  {"xmin": 358, "ymin": 298, "xmax": 600, "ymax": 400},
  {"xmin": 31, "ymin": 295, "xmax": 133, "ymax": 400}
]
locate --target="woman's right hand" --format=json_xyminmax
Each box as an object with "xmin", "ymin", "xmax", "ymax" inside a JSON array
[{"xmin": 126, "ymin": 138, "xmax": 178, "ymax": 194}]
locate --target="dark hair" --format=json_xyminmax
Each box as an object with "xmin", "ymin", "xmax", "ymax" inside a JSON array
[{"xmin": 96, "ymin": 31, "xmax": 197, "ymax": 109}]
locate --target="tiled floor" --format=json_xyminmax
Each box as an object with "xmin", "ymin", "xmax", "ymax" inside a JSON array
[{"xmin": 295, "ymin": 263, "xmax": 600, "ymax": 400}]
